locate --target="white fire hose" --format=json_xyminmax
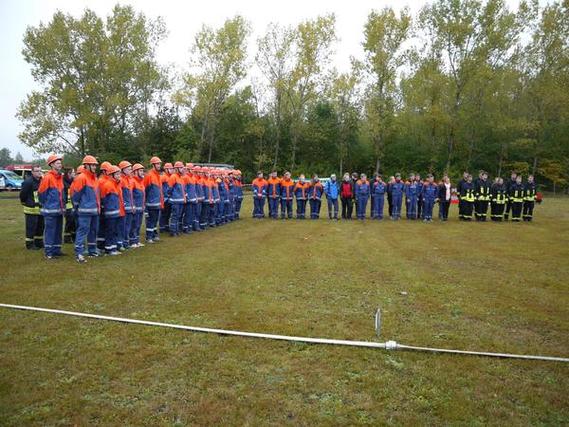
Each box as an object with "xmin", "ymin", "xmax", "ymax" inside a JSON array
[{"xmin": 1, "ymin": 303, "xmax": 567, "ymax": 363}]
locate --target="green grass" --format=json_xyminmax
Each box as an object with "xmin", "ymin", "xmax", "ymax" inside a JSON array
[{"xmin": 0, "ymin": 191, "xmax": 568, "ymax": 425}]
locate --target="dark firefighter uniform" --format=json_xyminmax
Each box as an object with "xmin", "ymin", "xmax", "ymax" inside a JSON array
[
  {"xmin": 490, "ymin": 182, "xmax": 507, "ymax": 221},
  {"xmin": 523, "ymin": 181, "xmax": 537, "ymax": 221},
  {"xmin": 474, "ymin": 177, "xmax": 491, "ymax": 221},
  {"xmin": 509, "ymin": 182, "xmax": 525, "ymax": 222},
  {"xmin": 19, "ymin": 174, "xmax": 44, "ymax": 249},
  {"xmin": 63, "ymin": 175, "xmax": 76, "ymax": 243},
  {"xmin": 459, "ymin": 181, "xmax": 475, "ymax": 221}
]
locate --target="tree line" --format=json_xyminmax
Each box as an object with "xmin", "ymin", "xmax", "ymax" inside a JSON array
[{"xmin": 17, "ymin": 0, "xmax": 569, "ymax": 189}]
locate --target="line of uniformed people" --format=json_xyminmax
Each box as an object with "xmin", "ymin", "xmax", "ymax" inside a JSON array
[
  {"xmin": 22, "ymin": 154, "xmax": 244, "ymax": 262},
  {"xmin": 250, "ymin": 169, "xmax": 538, "ymax": 222}
]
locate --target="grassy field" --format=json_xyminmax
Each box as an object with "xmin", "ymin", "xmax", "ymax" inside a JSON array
[{"xmin": 0, "ymin": 191, "xmax": 568, "ymax": 425}]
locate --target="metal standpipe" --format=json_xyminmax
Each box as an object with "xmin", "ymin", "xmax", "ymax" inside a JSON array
[{"xmin": 0, "ymin": 303, "xmax": 568, "ymax": 363}]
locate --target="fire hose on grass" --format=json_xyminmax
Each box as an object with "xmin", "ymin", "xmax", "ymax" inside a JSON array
[{"xmin": 0, "ymin": 303, "xmax": 567, "ymax": 363}]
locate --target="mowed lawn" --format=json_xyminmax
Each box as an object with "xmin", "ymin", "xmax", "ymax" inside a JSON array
[{"xmin": 0, "ymin": 192, "xmax": 568, "ymax": 426}]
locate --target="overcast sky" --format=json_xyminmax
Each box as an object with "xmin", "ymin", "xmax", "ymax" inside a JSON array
[{"xmin": 0, "ymin": 0, "xmax": 542, "ymax": 161}]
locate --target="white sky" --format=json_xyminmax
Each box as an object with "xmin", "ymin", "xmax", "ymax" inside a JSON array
[{"xmin": 0, "ymin": 0, "xmax": 543, "ymax": 160}]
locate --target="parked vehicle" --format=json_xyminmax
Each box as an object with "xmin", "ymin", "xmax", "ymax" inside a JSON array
[{"xmin": 0, "ymin": 169, "xmax": 24, "ymax": 191}]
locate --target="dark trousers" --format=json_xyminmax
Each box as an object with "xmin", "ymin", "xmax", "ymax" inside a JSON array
[
  {"xmin": 387, "ymin": 194, "xmax": 393, "ymax": 217},
  {"xmin": 97, "ymin": 214, "xmax": 106, "ymax": 250},
  {"xmin": 490, "ymin": 203, "xmax": 505, "ymax": 221},
  {"xmin": 104, "ymin": 217, "xmax": 119, "ymax": 253},
  {"xmin": 44, "ymin": 215, "xmax": 63, "ymax": 257},
  {"xmin": 356, "ymin": 197, "xmax": 368, "ymax": 219},
  {"xmin": 511, "ymin": 201, "xmax": 523, "ymax": 222},
  {"xmin": 253, "ymin": 197, "xmax": 265, "ymax": 218},
  {"xmin": 475, "ymin": 201, "xmax": 489, "ymax": 221},
  {"xmin": 25, "ymin": 214, "xmax": 44, "ymax": 249},
  {"xmin": 341, "ymin": 197, "xmax": 353, "ymax": 219},
  {"xmin": 309, "ymin": 199, "xmax": 321, "ymax": 219},
  {"xmin": 327, "ymin": 198, "xmax": 338, "ymax": 219},
  {"xmin": 268, "ymin": 197, "xmax": 279, "ymax": 218},
  {"xmin": 64, "ymin": 209, "xmax": 76, "ymax": 243},
  {"xmin": 372, "ymin": 195, "xmax": 384, "ymax": 219},
  {"xmin": 146, "ymin": 208, "xmax": 160, "ymax": 240},
  {"xmin": 200, "ymin": 202, "xmax": 210, "ymax": 228},
  {"xmin": 296, "ymin": 199, "xmax": 307, "ymax": 219},
  {"xmin": 462, "ymin": 201, "xmax": 474, "ymax": 220},
  {"xmin": 194, "ymin": 203, "xmax": 202, "ymax": 230},
  {"xmin": 406, "ymin": 196, "xmax": 417, "ymax": 219},
  {"xmin": 423, "ymin": 199, "xmax": 435, "ymax": 220},
  {"xmin": 160, "ymin": 203, "xmax": 171, "ymax": 232},
  {"xmin": 370, "ymin": 195, "xmax": 376, "ymax": 218},
  {"xmin": 523, "ymin": 201, "xmax": 534, "ymax": 221},
  {"xmin": 169, "ymin": 203, "xmax": 183, "ymax": 235},
  {"xmin": 439, "ymin": 200, "xmax": 450, "ymax": 220},
  {"xmin": 183, "ymin": 203, "xmax": 194, "ymax": 232},
  {"xmin": 280, "ymin": 199, "xmax": 293, "ymax": 219},
  {"xmin": 118, "ymin": 213, "xmax": 133, "ymax": 248},
  {"xmin": 392, "ymin": 194, "xmax": 403, "ymax": 219},
  {"xmin": 417, "ymin": 199, "xmax": 423, "ymax": 220},
  {"xmin": 131, "ymin": 211, "xmax": 143, "ymax": 244},
  {"xmin": 75, "ymin": 214, "xmax": 99, "ymax": 256}
]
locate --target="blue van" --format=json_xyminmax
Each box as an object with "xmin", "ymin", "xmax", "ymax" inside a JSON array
[{"xmin": 0, "ymin": 169, "xmax": 24, "ymax": 191}]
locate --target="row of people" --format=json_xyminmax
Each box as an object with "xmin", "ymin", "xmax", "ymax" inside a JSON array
[
  {"xmin": 249, "ymin": 170, "xmax": 538, "ymax": 222},
  {"xmin": 20, "ymin": 155, "xmax": 244, "ymax": 262}
]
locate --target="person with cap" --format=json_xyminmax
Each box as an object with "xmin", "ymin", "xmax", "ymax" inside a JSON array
[
  {"xmin": 371, "ymin": 174, "xmax": 386, "ymax": 219},
  {"xmin": 421, "ymin": 174, "xmax": 439, "ymax": 222},
  {"xmin": 503, "ymin": 171, "xmax": 517, "ymax": 220},
  {"xmin": 199, "ymin": 167, "xmax": 212, "ymax": 229},
  {"xmin": 193, "ymin": 166, "xmax": 205, "ymax": 229},
  {"xmin": 214, "ymin": 169, "xmax": 225, "ymax": 225},
  {"xmin": 159, "ymin": 162, "xmax": 174, "ymax": 234},
  {"xmin": 474, "ymin": 170, "xmax": 491, "ymax": 221},
  {"xmin": 415, "ymin": 174, "xmax": 424, "ymax": 219},
  {"xmin": 227, "ymin": 171, "xmax": 237, "ymax": 222},
  {"xmin": 63, "ymin": 167, "xmax": 77, "ymax": 244},
  {"xmin": 233, "ymin": 170, "xmax": 243, "ymax": 219},
  {"xmin": 405, "ymin": 173, "xmax": 418, "ymax": 220},
  {"xmin": 252, "ymin": 171, "xmax": 268, "ymax": 219},
  {"xmin": 390, "ymin": 173, "xmax": 405, "ymax": 220},
  {"xmin": 459, "ymin": 174, "xmax": 476, "ymax": 221},
  {"xmin": 294, "ymin": 174, "xmax": 309, "ymax": 219},
  {"xmin": 182, "ymin": 163, "xmax": 197, "ymax": 233},
  {"xmin": 340, "ymin": 173, "xmax": 354, "ymax": 220},
  {"xmin": 278, "ymin": 171, "xmax": 295, "ymax": 219},
  {"xmin": 100, "ymin": 165, "xmax": 124, "ymax": 255},
  {"xmin": 19, "ymin": 164, "xmax": 44, "ymax": 250},
  {"xmin": 523, "ymin": 174, "xmax": 537, "ymax": 221},
  {"xmin": 509, "ymin": 175, "xmax": 525, "ymax": 222},
  {"xmin": 118, "ymin": 161, "xmax": 135, "ymax": 250},
  {"xmin": 70, "ymin": 155, "xmax": 100, "ymax": 262},
  {"xmin": 355, "ymin": 173, "xmax": 370, "ymax": 220},
  {"xmin": 308, "ymin": 175, "xmax": 324, "ymax": 219},
  {"xmin": 456, "ymin": 171, "xmax": 469, "ymax": 220},
  {"xmin": 96, "ymin": 162, "xmax": 112, "ymax": 250},
  {"xmin": 130, "ymin": 163, "xmax": 145, "ymax": 246},
  {"xmin": 324, "ymin": 174, "xmax": 339, "ymax": 220},
  {"xmin": 438, "ymin": 175, "xmax": 452, "ymax": 221},
  {"xmin": 210, "ymin": 169, "xmax": 221, "ymax": 227},
  {"xmin": 38, "ymin": 154, "xmax": 66, "ymax": 259},
  {"xmin": 266, "ymin": 170, "xmax": 281, "ymax": 219},
  {"xmin": 143, "ymin": 156, "xmax": 164, "ymax": 243},
  {"xmin": 166, "ymin": 161, "xmax": 187, "ymax": 236},
  {"xmin": 490, "ymin": 177, "xmax": 507, "ymax": 221}
]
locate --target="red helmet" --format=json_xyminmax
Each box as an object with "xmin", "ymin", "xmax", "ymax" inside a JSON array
[
  {"xmin": 47, "ymin": 154, "xmax": 62, "ymax": 165},
  {"xmin": 164, "ymin": 162, "xmax": 173, "ymax": 169},
  {"xmin": 118, "ymin": 160, "xmax": 132, "ymax": 170},
  {"xmin": 108, "ymin": 165, "xmax": 121, "ymax": 174},
  {"xmin": 132, "ymin": 163, "xmax": 144, "ymax": 172},
  {"xmin": 150, "ymin": 156, "xmax": 162, "ymax": 165},
  {"xmin": 100, "ymin": 161, "xmax": 112, "ymax": 173},
  {"xmin": 174, "ymin": 161, "xmax": 185, "ymax": 168},
  {"xmin": 82, "ymin": 155, "xmax": 98, "ymax": 165}
]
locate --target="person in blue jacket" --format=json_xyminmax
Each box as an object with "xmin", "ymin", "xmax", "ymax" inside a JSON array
[
  {"xmin": 371, "ymin": 175, "xmax": 386, "ymax": 219},
  {"xmin": 405, "ymin": 173, "xmax": 418, "ymax": 220},
  {"xmin": 421, "ymin": 174, "xmax": 439, "ymax": 222},
  {"xmin": 355, "ymin": 173, "xmax": 370, "ymax": 220},
  {"xmin": 324, "ymin": 174, "xmax": 339, "ymax": 220},
  {"xmin": 391, "ymin": 173, "xmax": 405, "ymax": 220}
]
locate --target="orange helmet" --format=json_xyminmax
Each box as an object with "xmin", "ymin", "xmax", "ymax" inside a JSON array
[
  {"xmin": 100, "ymin": 161, "xmax": 112, "ymax": 173},
  {"xmin": 174, "ymin": 161, "xmax": 185, "ymax": 168},
  {"xmin": 118, "ymin": 160, "xmax": 132, "ymax": 170},
  {"xmin": 76, "ymin": 165, "xmax": 85, "ymax": 174},
  {"xmin": 186, "ymin": 162, "xmax": 193, "ymax": 168},
  {"xmin": 47, "ymin": 154, "xmax": 62, "ymax": 165},
  {"xmin": 194, "ymin": 165, "xmax": 202, "ymax": 171},
  {"xmin": 108, "ymin": 165, "xmax": 121, "ymax": 174},
  {"xmin": 150, "ymin": 156, "xmax": 162, "ymax": 165},
  {"xmin": 132, "ymin": 163, "xmax": 144, "ymax": 172},
  {"xmin": 164, "ymin": 162, "xmax": 173, "ymax": 170},
  {"xmin": 82, "ymin": 155, "xmax": 98, "ymax": 165}
]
